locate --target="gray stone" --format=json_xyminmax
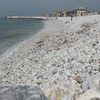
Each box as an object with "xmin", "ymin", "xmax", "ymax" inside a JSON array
[
  {"xmin": 75, "ymin": 75, "xmax": 83, "ymax": 83},
  {"xmin": 62, "ymin": 95, "xmax": 73, "ymax": 100},
  {"xmin": 52, "ymin": 69, "xmax": 58, "ymax": 74},
  {"xmin": 35, "ymin": 72, "xmax": 43, "ymax": 79},
  {"xmin": 26, "ymin": 95, "xmax": 41, "ymax": 100},
  {"xmin": 0, "ymin": 85, "xmax": 48, "ymax": 100},
  {"xmin": 81, "ymin": 80, "xmax": 90, "ymax": 91},
  {"xmin": 81, "ymin": 74, "xmax": 100, "ymax": 92},
  {"xmin": 91, "ymin": 98, "xmax": 100, "ymax": 100}
]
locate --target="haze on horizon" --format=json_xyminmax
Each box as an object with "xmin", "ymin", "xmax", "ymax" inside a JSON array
[{"xmin": 0, "ymin": 0, "xmax": 100, "ymax": 16}]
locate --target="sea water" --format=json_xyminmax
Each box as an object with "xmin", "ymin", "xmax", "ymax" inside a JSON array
[{"xmin": 0, "ymin": 18, "xmax": 44, "ymax": 55}]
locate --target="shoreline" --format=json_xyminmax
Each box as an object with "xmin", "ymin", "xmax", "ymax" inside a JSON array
[
  {"xmin": 0, "ymin": 15, "xmax": 100, "ymax": 99},
  {"xmin": 0, "ymin": 18, "xmax": 64, "ymax": 86},
  {"xmin": 0, "ymin": 20, "xmax": 47, "ymax": 60},
  {"xmin": 0, "ymin": 18, "xmax": 63, "ymax": 61}
]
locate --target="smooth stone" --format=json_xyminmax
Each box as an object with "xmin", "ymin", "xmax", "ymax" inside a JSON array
[
  {"xmin": 35, "ymin": 72, "xmax": 43, "ymax": 79},
  {"xmin": 76, "ymin": 89, "xmax": 100, "ymax": 100},
  {"xmin": 75, "ymin": 75, "xmax": 83, "ymax": 83},
  {"xmin": 91, "ymin": 98, "xmax": 100, "ymax": 100},
  {"xmin": 0, "ymin": 85, "xmax": 48, "ymax": 100},
  {"xmin": 62, "ymin": 95, "xmax": 73, "ymax": 100},
  {"xmin": 81, "ymin": 80, "xmax": 90, "ymax": 91},
  {"xmin": 89, "ymin": 78, "xmax": 100, "ymax": 92},
  {"xmin": 52, "ymin": 69, "xmax": 58, "ymax": 74},
  {"xmin": 81, "ymin": 74, "xmax": 100, "ymax": 92},
  {"xmin": 45, "ymin": 85, "xmax": 72, "ymax": 100}
]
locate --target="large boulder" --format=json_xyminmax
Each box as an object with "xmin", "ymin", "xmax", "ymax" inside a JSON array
[
  {"xmin": 76, "ymin": 89, "xmax": 100, "ymax": 100},
  {"xmin": 81, "ymin": 74, "xmax": 100, "ymax": 92},
  {"xmin": 45, "ymin": 84, "xmax": 74, "ymax": 100},
  {"xmin": 0, "ymin": 85, "xmax": 48, "ymax": 100}
]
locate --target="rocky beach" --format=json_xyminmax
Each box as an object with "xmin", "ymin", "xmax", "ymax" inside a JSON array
[{"xmin": 0, "ymin": 15, "xmax": 100, "ymax": 100}]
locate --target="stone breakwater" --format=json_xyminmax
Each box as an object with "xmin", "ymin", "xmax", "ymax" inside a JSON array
[
  {"xmin": 0, "ymin": 86, "xmax": 48, "ymax": 100},
  {"xmin": 0, "ymin": 15, "xmax": 100, "ymax": 99},
  {"xmin": 0, "ymin": 82, "xmax": 99, "ymax": 100},
  {"xmin": 6, "ymin": 16, "xmax": 56, "ymax": 20}
]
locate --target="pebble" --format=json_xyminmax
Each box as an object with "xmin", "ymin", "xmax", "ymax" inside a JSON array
[
  {"xmin": 75, "ymin": 76, "xmax": 83, "ymax": 83},
  {"xmin": 76, "ymin": 89, "xmax": 100, "ymax": 100}
]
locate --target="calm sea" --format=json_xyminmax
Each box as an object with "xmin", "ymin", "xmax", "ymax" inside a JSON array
[{"xmin": 0, "ymin": 18, "xmax": 44, "ymax": 55}]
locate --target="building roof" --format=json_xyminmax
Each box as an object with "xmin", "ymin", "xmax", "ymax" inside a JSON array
[{"xmin": 77, "ymin": 7, "xmax": 87, "ymax": 11}]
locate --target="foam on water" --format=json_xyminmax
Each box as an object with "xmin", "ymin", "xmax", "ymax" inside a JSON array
[{"xmin": 0, "ymin": 18, "xmax": 44, "ymax": 55}]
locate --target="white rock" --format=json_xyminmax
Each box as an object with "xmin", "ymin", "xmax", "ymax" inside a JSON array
[
  {"xmin": 90, "ymin": 78, "xmax": 100, "ymax": 92},
  {"xmin": 45, "ymin": 85, "xmax": 73, "ymax": 100},
  {"xmin": 62, "ymin": 95, "xmax": 73, "ymax": 100},
  {"xmin": 76, "ymin": 89, "xmax": 100, "ymax": 100},
  {"xmin": 81, "ymin": 74, "xmax": 100, "ymax": 92}
]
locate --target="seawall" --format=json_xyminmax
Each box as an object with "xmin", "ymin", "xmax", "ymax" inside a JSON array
[{"xmin": 6, "ymin": 16, "xmax": 55, "ymax": 20}]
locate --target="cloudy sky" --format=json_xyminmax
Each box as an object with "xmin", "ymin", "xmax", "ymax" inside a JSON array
[{"xmin": 0, "ymin": 0, "xmax": 100, "ymax": 16}]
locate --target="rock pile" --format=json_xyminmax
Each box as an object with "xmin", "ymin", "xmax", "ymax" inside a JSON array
[
  {"xmin": 0, "ymin": 86, "xmax": 48, "ymax": 100},
  {"xmin": 0, "ymin": 15, "xmax": 100, "ymax": 99}
]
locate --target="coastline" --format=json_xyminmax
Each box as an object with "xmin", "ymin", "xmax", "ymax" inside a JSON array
[
  {"xmin": 0, "ymin": 15, "xmax": 100, "ymax": 99},
  {"xmin": 0, "ymin": 18, "xmax": 62, "ymax": 61},
  {"xmin": 0, "ymin": 18, "xmax": 64, "ymax": 87},
  {"xmin": 0, "ymin": 19, "xmax": 47, "ymax": 60}
]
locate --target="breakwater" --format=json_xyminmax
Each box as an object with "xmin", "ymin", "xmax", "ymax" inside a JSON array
[{"xmin": 6, "ymin": 16, "xmax": 49, "ymax": 20}]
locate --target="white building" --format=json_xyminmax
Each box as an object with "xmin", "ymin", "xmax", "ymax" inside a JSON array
[{"xmin": 76, "ymin": 7, "xmax": 87, "ymax": 16}]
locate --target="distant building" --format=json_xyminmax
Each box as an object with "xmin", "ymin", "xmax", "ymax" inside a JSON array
[
  {"xmin": 50, "ymin": 11, "xmax": 69, "ymax": 17},
  {"xmin": 94, "ymin": 12, "xmax": 98, "ymax": 15},
  {"xmin": 98, "ymin": 11, "xmax": 100, "ymax": 14},
  {"xmin": 50, "ymin": 11, "xmax": 62, "ymax": 17},
  {"xmin": 67, "ymin": 11, "xmax": 73, "ymax": 16},
  {"xmin": 42, "ymin": 6, "xmax": 97, "ymax": 17},
  {"xmin": 62, "ymin": 11, "xmax": 67, "ymax": 17},
  {"xmin": 41, "ymin": 13, "xmax": 50, "ymax": 17},
  {"xmin": 87, "ymin": 11, "xmax": 98, "ymax": 15},
  {"xmin": 74, "ymin": 7, "xmax": 87, "ymax": 16}
]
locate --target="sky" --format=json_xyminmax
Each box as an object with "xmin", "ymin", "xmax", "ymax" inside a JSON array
[{"xmin": 0, "ymin": 0, "xmax": 100, "ymax": 16}]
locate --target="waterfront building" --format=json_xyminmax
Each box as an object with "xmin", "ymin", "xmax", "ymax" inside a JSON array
[{"xmin": 74, "ymin": 7, "xmax": 87, "ymax": 16}]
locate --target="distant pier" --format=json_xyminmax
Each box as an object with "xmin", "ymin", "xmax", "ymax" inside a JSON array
[{"xmin": 5, "ymin": 16, "xmax": 52, "ymax": 20}]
